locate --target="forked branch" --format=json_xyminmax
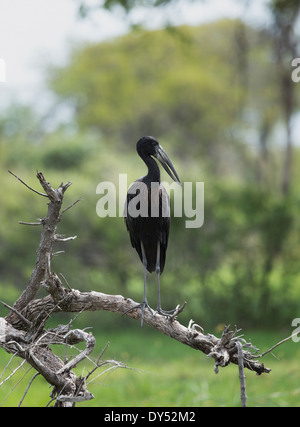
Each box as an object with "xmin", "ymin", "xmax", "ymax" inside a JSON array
[
  {"xmin": 6, "ymin": 171, "xmax": 73, "ymax": 323},
  {"xmin": 0, "ymin": 171, "xmax": 285, "ymax": 407}
]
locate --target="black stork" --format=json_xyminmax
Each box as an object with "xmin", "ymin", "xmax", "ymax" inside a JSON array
[{"xmin": 124, "ymin": 136, "xmax": 181, "ymax": 326}]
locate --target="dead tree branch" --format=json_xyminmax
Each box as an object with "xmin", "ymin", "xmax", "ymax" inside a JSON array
[
  {"xmin": 21, "ymin": 279, "xmax": 270, "ymax": 375},
  {"xmin": 1, "ymin": 170, "xmax": 289, "ymax": 407},
  {"xmin": 236, "ymin": 340, "xmax": 247, "ymax": 407},
  {"xmin": 6, "ymin": 172, "xmax": 73, "ymax": 323}
]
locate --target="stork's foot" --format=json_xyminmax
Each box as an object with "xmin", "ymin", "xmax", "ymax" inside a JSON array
[
  {"xmin": 156, "ymin": 307, "xmax": 178, "ymax": 316},
  {"xmin": 123, "ymin": 300, "xmax": 154, "ymax": 327},
  {"xmin": 156, "ymin": 302, "xmax": 187, "ymax": 319}
]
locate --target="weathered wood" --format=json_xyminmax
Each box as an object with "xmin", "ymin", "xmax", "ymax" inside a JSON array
[
  {"xmin": 0, "ymin": 171, "xmax": 271, "ymax": 407},
  {"xmin": 21, "ymin": 275, "xmax": 270, "ymax": 375}
]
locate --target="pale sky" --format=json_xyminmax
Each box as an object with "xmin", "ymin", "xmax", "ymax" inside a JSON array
[{"xmin": 0, "ymin": 0, "xmax": 270, "ymax": 109}]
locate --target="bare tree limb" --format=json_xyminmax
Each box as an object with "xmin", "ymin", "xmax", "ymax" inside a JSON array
[
  {"xmin": 59, "ymin": 198, "xmax": 82, "ymax": 219},
  {"xmin": 0, "ymin": 314, "xmax": 113, "ymax": 407},
  {"xmin": 1, "ymin": 170, "xmax": 290, "ymax": 408},
  {"xmin": 19, "ymin": 276, "xmax": 271, "ymax": 376},
  {"xmin": 56, "ymin": 329, "xmax": 95, "ymax": 374},
  {"xmin": 18, "ymin": 221, "xmax": 43, "ymax": 226},
  {"xmin": 256, "ymin": 332, "xmax": 299, "ymax": 358},
  {"xmin": 236, "ymin": 341, "xmax": 247, "ymax": 408},
  {"xmin": 8, "ymin": 170, "xmax": 48, "ymax": 198},
  {"xmin": 1, "ymin": 301, "xmax": 32, "ymax": 328},
  {"xmin": 6, "ymin": 172, "xmax": 72, "ymax": 323},
  {"xmin": 18, "ymin": 373, "xmax": 40, "ymax": 407}
]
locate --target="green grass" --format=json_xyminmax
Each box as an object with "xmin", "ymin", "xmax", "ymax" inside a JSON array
[{"xmin": 0, "ymin": 327, "xmax": 299, "ymax": 407}]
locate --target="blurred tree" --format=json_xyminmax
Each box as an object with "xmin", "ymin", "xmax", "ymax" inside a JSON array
[
  {"xmin": 77, "ymin": 0, "xmax": 186, "ymax": 16},
  {"xmin": 1, "ymin": 14, "xmax": 300, "ymax": 330},
  {"xmin": 268, "ymin": 0, "xmax": 300, "ymax": 195},
  {"xmin": 74, "ymin": 0, "xmax": 300, "ymax": 196},
  {"xmin": 45, "ymin": 18, "xmax": 300, "ymax": 328},
  {"xmin": 49, "ymin": 21, "xmax": 271, "ymax": 177}
]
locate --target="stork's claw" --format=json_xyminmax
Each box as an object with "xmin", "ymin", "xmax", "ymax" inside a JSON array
[
  {"xmin": 123, "ymin": 300, "xmax": 155, "ymax": 327},
  {"xmin": 156, "ymin": 307, "xmax": 178, "ymax": 316},
  {"xmin": 156, "ymin": 302, "xmax": 187, "ymax": 319}
]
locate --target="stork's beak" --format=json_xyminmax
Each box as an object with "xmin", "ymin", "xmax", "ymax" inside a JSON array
[{"xmin": 154, "ymin": 145, "xmax": 181, "ymax": 185}]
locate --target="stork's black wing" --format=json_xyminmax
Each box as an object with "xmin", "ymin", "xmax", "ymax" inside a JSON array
[{"xmin": 124, "ymin": 180, "xmax": 170, "ymax": 273}]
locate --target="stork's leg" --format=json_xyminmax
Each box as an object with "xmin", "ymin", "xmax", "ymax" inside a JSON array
[
  {"xmin": 155, "ymin": 241, "xmax": 177, "ymax": 316},
  {"xmin": 142, "ymin": 242, "xmax": 148, "ymax": 305},
  {"xmin": 139, "ymin": 241, "xmax": 154, "ymax": 325},
  {"xmin": 123, "ymin": 242, "xmax": 154, "ymax": 326}
]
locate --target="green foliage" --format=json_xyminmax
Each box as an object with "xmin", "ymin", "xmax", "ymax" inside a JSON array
[
  {"xmin": 48, "ymin": 22, "xmax": 248, "ymax": 165},
  {"xmin": 1, "ymin": 19, "xmax": 300, "ymax": 332},
  {"xmin": 0, "ymin": 329, "xmax": 299, "ymax": 406}
]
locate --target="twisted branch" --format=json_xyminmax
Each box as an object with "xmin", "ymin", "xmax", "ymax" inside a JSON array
[{"xmin": 0, "ymin": 170, "xmax": 284, "ymax": 407}]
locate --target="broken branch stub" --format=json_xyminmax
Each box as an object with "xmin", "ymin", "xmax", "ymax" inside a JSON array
[
  {"xmin": 6, "ymin": 172, "xmax": 74, "ymax": 325},
  {"xmin": 1, "ymin": 171, "xmax": 274, "ymax": 407}
]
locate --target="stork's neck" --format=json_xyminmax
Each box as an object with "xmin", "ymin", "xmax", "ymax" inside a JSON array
[{"xmin": 143, "ymin": 155, "xmax": 161, "ymax": 186}]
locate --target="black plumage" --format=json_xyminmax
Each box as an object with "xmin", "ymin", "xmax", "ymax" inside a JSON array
[{"xmin": 124, "ymin": 136, "xmax": 181, "ymax": 326}]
